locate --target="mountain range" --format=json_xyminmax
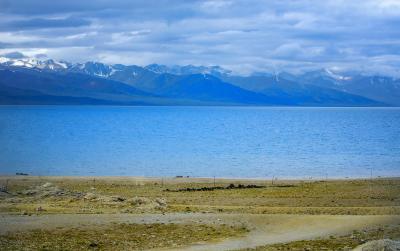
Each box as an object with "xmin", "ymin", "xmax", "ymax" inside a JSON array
[{"xmin": 0, "ymin": 54, "xmax": 399, "ymax": 106}]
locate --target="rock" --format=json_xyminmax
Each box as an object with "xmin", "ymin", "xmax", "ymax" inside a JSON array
[
  {"xmin": 21, "ymin": 183, "xmax": 83, "ymax": 199},
  {"xmin": 88, "ymin": 241, "xmax": 99, "ymax": 248},
  {"xmin": 22, "ymin": 189, "xmax": 37, "ymax": 196},
  {"xmin": 153, "ymin": 198, "xmax": 167, "ymax": 210},
  {"xmin": 41, "ymin": 182, "xmax": 53, "ymax": 188},
  {"xmin": 127, "ymin": 197, "xmax": 150, "ymax": 206},
  {"xmin": 40, "ymin": 187, "xmax": 64, "ymax": 197},
  {"xmin": 36, "ymin": 206, "xmax": 44, "ymax": 212},
  {"xmin": 155, "ymin": 198, "xmax": 167, "ymax": 206},
  {"xmin": 94, "ymin": 195, "xmax": 125, "ymax": 203},
  {"xmin": 352, "ymin": 239, "xmax": 400, "ymax": 251},
  {"xmin": 110, "ymin": 196, "xmax": 125, "ymax": 202},
  {"xmin": 84, "ymin": 193, "xmax": 98, "ymax": 201}
]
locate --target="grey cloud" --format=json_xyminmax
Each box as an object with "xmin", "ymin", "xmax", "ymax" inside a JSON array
[
  {"xmin": 1, "ymin": 51, "xmax": 26, "ymax": 58},
  {"xmin": 0, "ymin": 0, "xmax": 399, "ymax": 76},
  {"xmin": 0, "ymin": 17, "xmax": 91, "ymax": 31},
  {"xmin": 35, "ymin": 53, "xmax": 48, "ymax": 58}
]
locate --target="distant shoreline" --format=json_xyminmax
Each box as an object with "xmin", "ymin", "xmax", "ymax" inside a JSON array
[
  {"xmin": 2, "ymin": 175, "xmax": 399, "ymax": 182},
  {"xmin": 0, "ymin": 104, "xmax": 399, "ymax": 108}
]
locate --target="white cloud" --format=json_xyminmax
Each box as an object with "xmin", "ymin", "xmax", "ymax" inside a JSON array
[
  {"xmin": 0, "ymin": 0, "xmax": 399, "ymax": 76},
  {"xmin": 200, "ymin": 1, "xmax": 233, "ymax": 13}
]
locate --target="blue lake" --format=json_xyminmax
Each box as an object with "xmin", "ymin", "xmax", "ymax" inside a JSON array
[{"xmin": 0, "ymin": 106, "xmax": 399, "ymax": 178}]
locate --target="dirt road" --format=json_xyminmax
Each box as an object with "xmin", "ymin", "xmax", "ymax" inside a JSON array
[{"xmin": 1, "ymin": 213, "xmax": 398, "ymax": 250}]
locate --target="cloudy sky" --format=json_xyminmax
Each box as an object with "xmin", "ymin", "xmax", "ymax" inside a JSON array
[{"xmin": 1, "ymin": 0, "xmax": 400, "ymax": 75}]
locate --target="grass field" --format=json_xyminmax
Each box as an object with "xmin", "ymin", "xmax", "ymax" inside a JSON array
[
  {"xmin": 0, "ymin": 176, "xmax": 399, "ymax": 250},
  {"xmin": 0, "ymin": 222, "xmax": 248, "ymax": 251},
  {"xmin": 1, "ymin": 176, "xmax": 399, "ymax": 215}
]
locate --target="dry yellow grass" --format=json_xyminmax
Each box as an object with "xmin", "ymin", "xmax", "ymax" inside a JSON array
[
  {"xmin": 0, "ymin": 176, "xmax": 399, "ymax": 215},
  {"xmin": 0, "ymin": 176, "xmax": 399, "ymax": 250},
  {"xmin": 0, "ymin": 222, "xmax": 248, "ymax": 251}
]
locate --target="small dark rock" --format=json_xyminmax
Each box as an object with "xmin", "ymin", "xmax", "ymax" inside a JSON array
[
  {"xmin": 36, "ymin": 206, "xmax": 46, "ymax": 212},
  {"xmin": 88, "ymin": 241, "xmax": 99, "ymax": 248}
]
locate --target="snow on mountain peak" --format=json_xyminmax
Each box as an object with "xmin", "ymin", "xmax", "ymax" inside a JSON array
[
  {"xmin": 324, "ymin": 68, "xmax": 352, "ymax": 81},
  {"xmin": 0, "ymin": 55, "xmax": 70, "ymax": 70}
]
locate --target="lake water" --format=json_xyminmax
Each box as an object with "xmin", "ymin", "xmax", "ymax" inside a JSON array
[{"xmin": 0, "ymin": 106, "xmax": 399, "ymax": 178}]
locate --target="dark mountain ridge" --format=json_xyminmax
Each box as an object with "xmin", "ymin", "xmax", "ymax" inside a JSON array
[{"xmin": 0, "ymin": 55, "xmax": 394, "ymax": 106}]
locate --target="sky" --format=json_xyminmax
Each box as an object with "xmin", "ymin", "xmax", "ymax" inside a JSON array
[{"xmin": 0, "ymin": 0, "xmax": 400, "ymax": 76}]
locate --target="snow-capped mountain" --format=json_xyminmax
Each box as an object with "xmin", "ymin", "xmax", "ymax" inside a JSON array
[
  {"xmin": 0, "ymin": 53, "xmax": 398, "ymax": 106},
  {"xmin": 0, "ymin": 55, "xmax": 232, "ymax": 78},
  {"xmin": 0, "ymin": 56, "xmax": 70, "ymax": 71},
  {"xmin": 322, "ymin": 69, "xmax": 352, "ymax": 81},
  {"xmin": 299, "ymin": 69, "xmax": 352, "ymax": 87},
  {"xmin": 70, "ymin": 62, "xmax": 114, "ymax": 77},
  {"xmin": 297, "ymin": 69, "xmax": 400, "ymax": 105}
]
